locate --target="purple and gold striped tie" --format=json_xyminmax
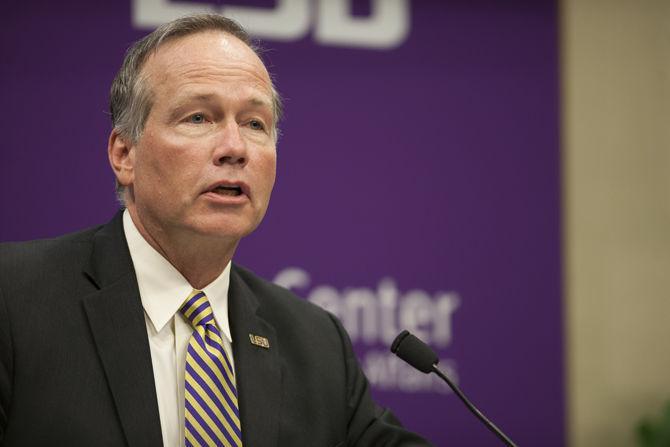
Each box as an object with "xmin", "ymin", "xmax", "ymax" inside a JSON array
[{"xmin": 180, "ymin": 290, "xmax": 242, "ymax": 447}]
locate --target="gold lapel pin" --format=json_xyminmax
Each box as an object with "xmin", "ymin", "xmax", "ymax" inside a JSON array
[{"xmin": 249, "ymin": 334, "xmax": 270, "ymax": 349}]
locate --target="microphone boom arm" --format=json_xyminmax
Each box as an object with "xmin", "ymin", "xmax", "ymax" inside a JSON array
[{"xmin": 431, "ymin": 364, "xmax": 517, "ymax": 447}]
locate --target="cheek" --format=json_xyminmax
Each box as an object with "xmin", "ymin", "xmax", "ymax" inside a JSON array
[
  {"xmin": 137, "ymin": 137, "xmax": 199, "ymax": 189},
  {"xmin": 261, "ymin": 153, "xmax": 277, "ymax": 192}
]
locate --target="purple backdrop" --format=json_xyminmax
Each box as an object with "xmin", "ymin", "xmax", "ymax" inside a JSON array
[{"xmin": 1, "ymin": 1, "xmax": 562, "ymax": 445}]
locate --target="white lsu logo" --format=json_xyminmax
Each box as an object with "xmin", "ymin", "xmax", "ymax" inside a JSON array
[{"xmin": 133, "ymin": 0, "xmax": 411, "ymax": 49}]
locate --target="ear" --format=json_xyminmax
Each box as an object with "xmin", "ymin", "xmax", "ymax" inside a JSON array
[{"xmin": 108, "ymin": 129, "xmax": 135, "ymax": 188}]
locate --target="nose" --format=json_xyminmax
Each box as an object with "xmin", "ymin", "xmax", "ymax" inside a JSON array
[{"xmin": 213, "ymin": 122, "xmax": 247, "ymax": 167}]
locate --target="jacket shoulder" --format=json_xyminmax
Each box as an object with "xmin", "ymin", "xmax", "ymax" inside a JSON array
[
  {"xmin": 0, "ymin": 225, "xmax": 103, "ymax": 288},
  {"xmin": 232, "ymin": 263, "xmax": 338, "ymax": 326}
]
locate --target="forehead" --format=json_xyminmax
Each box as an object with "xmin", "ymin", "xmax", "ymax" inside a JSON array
[{"xmin": 142, "ymin": 31, "xmax": 272, "ymax": 96}]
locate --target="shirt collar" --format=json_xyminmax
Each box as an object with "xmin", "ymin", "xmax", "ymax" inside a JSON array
[{"xmin": 122, "ymin": 209, "xmax": 233, "ymax": 343}]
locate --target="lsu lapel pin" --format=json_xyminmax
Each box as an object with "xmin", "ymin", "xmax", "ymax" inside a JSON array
[{"xmin": 249, "ymin": 334, "xmax": 270, "ymax": 349}]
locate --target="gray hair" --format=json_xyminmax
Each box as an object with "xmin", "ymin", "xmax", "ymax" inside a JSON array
[{"xmin": 110, "ymin": 14, "xmax": 283, "ymax": 201}]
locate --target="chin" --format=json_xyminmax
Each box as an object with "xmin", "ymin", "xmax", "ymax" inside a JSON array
[{"xmin": 190, "ymin": 216, "xmax": 260, "ymax": 241}]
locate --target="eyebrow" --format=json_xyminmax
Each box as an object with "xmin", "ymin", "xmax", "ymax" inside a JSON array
[
  {"xmin": 173, "ymin": 93, "xmax": 217, "ymax": 106},
  {"xmin": 169, "ymin": 93, "xmax": 272, "ymax": 115},
  {"xmin": 247, "ymin": 97, "xmax": 273, "ymax": 110},
  {"xmin": 167, "ymin": 94, "xmax": 215, "ymax": 119}
]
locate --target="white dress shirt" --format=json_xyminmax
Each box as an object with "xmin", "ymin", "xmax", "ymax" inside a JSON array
[{"xmin": 123, "ymin": 210, "xmax": 235, "ymax": 447}]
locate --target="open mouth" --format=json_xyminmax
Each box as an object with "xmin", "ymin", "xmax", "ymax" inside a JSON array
[{"xmin": 211, "ymin": 185, "xmax": 243, "ymax": 197}]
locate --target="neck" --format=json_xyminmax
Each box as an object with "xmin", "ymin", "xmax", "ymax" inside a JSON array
[{"xmin": 126, "ymin": 206, "xmax": 239, "ymax": 289}]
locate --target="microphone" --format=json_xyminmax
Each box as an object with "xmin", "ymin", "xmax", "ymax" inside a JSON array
[{"xmin": 391, "ymin": 330, "xmax": 518, "ymax": 447}]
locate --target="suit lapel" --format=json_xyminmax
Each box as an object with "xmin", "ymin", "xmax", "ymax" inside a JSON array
[
  {"xmin": 229, "ymin": 266, "xmax": 281, "ymax": 447},
  {"xmin": 82, "ymin": 212, "xmax": 163, "ymax": 447}
]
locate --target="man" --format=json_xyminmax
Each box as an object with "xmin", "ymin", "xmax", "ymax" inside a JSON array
[{"xmin": 0, "ymin": 14, "xmax": 431, "ymax": 447}]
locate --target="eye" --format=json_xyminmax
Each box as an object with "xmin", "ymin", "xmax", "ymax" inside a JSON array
[
  {"xmin": 249, "ymin": 119, "xmax": 265, "ymax": 131},
  {"xmin": 189, "ymin": 113, "xmax": 206, "ymax": 124}
]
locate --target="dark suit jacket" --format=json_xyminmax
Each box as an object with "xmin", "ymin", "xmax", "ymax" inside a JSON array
[{"xmin": 0, "ymin": 212, "xmax": 431, "ymax": 447}]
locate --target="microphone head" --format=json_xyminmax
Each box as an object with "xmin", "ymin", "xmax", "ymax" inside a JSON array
[{"xmin": 390, "ymin": 330, "xmax": 438, "ymax": 373}]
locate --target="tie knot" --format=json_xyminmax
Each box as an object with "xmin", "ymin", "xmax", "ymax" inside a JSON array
[{"xmin": 180, "ymin": 290, "xmax": 215, "ymax": 328}]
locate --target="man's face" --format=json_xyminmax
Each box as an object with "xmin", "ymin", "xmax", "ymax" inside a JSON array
[{"xmin": 123, "ymin": 31, "xmax": 277, "ymax": 242}]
